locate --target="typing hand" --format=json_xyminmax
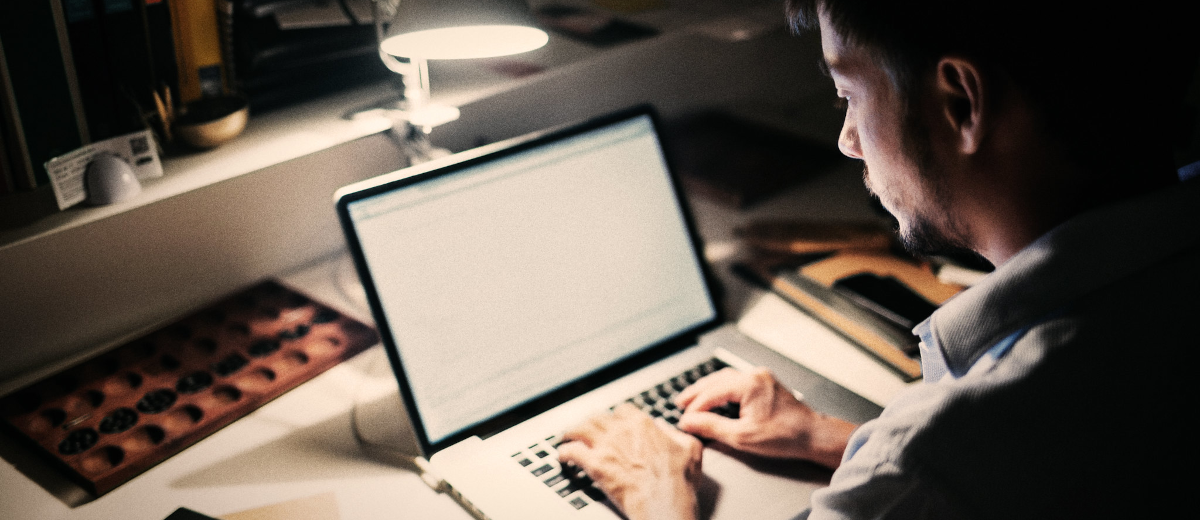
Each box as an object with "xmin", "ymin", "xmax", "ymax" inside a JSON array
[
  {"xmin": 558, "ymin": 403, "xmax": 702, "ymax": 520},
  {"xmin": 674, "ymin": 367, "xmax": 857, "ymax": 469}
]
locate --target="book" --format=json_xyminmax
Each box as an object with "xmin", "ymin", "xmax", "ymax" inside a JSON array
[
  {"xmin": 736, "ymin": 250, "xmax": 965, "ymax": 381},
  {"xmin": 52, "ymin": 0, "xmax": 92, "ymax": 145},
  {"xmin": 0, "ymin": 0, "xmax": 87, "ymax": 188},
  {"xmin": 170, "ymin": 0, "xmax": 226, "ymax": 103},
  {"xmin": 0, "ymin": 36, "xmax": 30, "ymax": 190},
  {"xmin": 216, "ymin": 0, "xmax": 236, "ymax": 89},
  {"xmin": 0, "ymin": 109, "xmax": 12, "ymax": 196},
  {"xmin": 97, "ymin": 0, "xmax": 157, "ymax": 135},
  {"xmin": 62, "ymin": 0, "xmax": 123, "ymax": 141},
  {"xmin": 736, "ymin": 220, "xmax": 895, "ymax": 255},
  {"xmin": 140, "ymin": 0, "xmax": 180, "ymax": 110}
]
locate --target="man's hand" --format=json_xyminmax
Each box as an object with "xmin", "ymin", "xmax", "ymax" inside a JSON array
[
  {"xmin": 675, "ymin": 368, "xmax": 857, "ymax": 469},
  {"xmin": 558, "ymin": 403, "xmax": 702, "ymax": 520}
]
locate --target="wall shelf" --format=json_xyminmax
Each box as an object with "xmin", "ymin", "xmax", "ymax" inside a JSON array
[{"xmin": 0, "ymin": 0, "xmax": 829, "ymax": 395}]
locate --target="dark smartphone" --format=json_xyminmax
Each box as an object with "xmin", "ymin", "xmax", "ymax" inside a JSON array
[{"xmin": 833, "ymin": 273, "xmax": 938, "ymax": 331}]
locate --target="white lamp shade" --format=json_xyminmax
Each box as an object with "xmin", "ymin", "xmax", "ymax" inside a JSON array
[{"xmin": 379, "ymin": 0, "xmax": 549, "ymax": 60}]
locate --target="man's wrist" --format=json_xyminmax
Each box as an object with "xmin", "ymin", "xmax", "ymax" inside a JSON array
[
  {"xmin": 622, "ymin": 479, "xmax": 699, "ymax": 520},
  {"xmin": 802, "ymin": 413, "xmax": 856, "ymax": 469}
]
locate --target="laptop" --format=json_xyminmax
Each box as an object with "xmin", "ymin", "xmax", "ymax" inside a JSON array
[{"xmin": 335, "ymin": 106, "xmax": 834, "ymax": 519}]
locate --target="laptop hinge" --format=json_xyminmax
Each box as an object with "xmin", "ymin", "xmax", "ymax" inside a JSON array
[
  {"xmin": 414, "ymin": 456, "xmax": 493, "ymax": 520},
  {"xmin": 412, "ymin": 456, "xmax": 447, "ymax": 492},
  {"xmin": 442, "ymin": 480, "xmax": 494, "ymax": 520}
]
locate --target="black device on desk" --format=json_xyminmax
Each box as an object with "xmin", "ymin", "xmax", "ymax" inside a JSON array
[
  {"xmin": 164, "ymin": 508, "xmax": 219, "ymax": 520},
  {"xmin": 833, "ymin": 273, "xmax": 938, "ymax": 331}
]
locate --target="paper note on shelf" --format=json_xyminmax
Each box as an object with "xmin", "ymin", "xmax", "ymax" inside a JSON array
[
  {"xmin": 45, "ymin": 129, "xmax": 163, "ymax": 209},
  {"xmin": 737, "ymin": 292, "xmax": 919, "ymax": 407}
]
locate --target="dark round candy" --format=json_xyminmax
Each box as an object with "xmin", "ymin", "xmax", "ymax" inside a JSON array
[
  {"xmin": 176, "ymin": 371, "xmax": 214, "ymax": 394},
  {"xmin": 247, "ymin": 339, "xmax": 281, "ymax": 358},
  {"xmin": 311, "ymin": 309, "xmax": 339, "ymax": 324},
  {"xmin": 58, "ymin": 428, "xmax": 99, "ymax": 455},
  {"xmin": 135, "ymin": 389, "xmax": 177, "ymax": 414},
  {"xmin": 98, "ymin": 408, "xmax": 139, "ymax": 434},
  {"xmin": 213, "ymin": 353, "xmax": 248, "ymax": 376},
  {"xmin": 278, "ymin": 324, "xmax": 310, "ymax": 340}
]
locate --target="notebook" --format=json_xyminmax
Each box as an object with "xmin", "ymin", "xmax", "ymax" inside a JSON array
[{"xmin": 335, "ymin": 106, "xmax": 833, "ymax": 519}]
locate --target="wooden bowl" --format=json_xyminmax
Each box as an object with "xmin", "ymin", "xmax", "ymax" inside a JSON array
[{"xmin": 175, "ymin": 95, "xmax": 249, "ymax": 149}]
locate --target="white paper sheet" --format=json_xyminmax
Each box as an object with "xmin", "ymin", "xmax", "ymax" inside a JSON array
[{"xmin": 737, "ymin": 292, "xmax": 919, "ymax": 407}]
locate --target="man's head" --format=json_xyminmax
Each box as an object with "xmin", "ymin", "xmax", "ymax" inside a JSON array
[{"xmin": 787, "ymin": 0, "xmax": 1195, "ymax": 263}]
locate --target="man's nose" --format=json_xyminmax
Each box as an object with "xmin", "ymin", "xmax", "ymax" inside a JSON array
[{"xmin": 838, "ymin": 118, "xmax": 863, "ymax": 159}]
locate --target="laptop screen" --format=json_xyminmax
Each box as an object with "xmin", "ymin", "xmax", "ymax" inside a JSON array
[{"xmin": 343, "ymin": 112, "xmax": 716, "ymax": 445}]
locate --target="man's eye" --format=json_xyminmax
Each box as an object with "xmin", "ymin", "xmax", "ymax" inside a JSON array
[{"xmin": 834, "ymin": 97, "xmax": 849, "ymax": 110}]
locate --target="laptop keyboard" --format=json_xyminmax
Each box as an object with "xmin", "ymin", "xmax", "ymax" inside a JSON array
[{"xmin": 510, "ymin": 358, "xmax": 738, "ymax": 511}]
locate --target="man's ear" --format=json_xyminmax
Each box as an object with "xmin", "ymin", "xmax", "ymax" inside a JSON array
[{"xmin": 935, "ymin": 57, "xmax": 986, "ymax": 154}]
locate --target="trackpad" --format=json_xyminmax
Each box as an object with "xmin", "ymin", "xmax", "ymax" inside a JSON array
[{"xmin": 699, "ymin": 442, "xmax": 830, "ymax": 520}]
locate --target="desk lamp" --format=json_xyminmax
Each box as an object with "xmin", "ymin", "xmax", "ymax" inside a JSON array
[
  {"xmin": 370, "ymin": 0, "xmax": 549, "ymax": 132},
  {"xmin": 350, "ymin": 2, "xmax": 546, "ymax": 456}
]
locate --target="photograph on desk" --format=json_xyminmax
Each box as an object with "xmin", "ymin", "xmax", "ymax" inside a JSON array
[
  {"xmin": 733, "ymin": 220, "xmax": 987, "ymax": 381},
  {"xmin": 0, "ymin": 280, "xmax": 378, "ymax": 497},
  {"xmin": 665, "ymin": 110, "xmax": 846, "ymax": 209}
]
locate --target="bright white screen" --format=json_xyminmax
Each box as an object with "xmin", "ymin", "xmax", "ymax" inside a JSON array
[{"xmin": 348, "ymin": 116, "xmax": 715, "ymax": 444}]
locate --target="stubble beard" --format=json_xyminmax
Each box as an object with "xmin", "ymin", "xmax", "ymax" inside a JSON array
[{"xmin": 868, "ymin": 104, "xmax": 975, "ymax": 260}]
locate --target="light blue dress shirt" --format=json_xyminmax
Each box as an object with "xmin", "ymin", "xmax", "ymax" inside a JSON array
[{"xmin": 809, "ymin": 173, "xmax": 1200, "ymax": 519}]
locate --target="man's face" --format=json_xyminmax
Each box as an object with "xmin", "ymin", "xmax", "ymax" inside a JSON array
[{"xmin": 819, "ymin": 9, "xmax": 966, "ymax": 257}]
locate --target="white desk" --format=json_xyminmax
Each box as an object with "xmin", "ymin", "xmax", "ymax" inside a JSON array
[
  {"xmin": 1, "ymin": 152, "xmax": 906, "ymax": 520},
  {"xmin": 0, "ymin": 254, "xmax": 477, "ymax": 520},
  {"xmin": 0, "ymin": 7, "xmax": 897, "ymax": 514}
]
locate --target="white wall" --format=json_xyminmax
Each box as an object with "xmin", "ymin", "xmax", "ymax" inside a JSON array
[
  {"xmin": 0, "ymin": 134, "xmax": 407, "ymax": 389},
  {"xmin": 0, "ymin": 28, "xmax": 838, "ymax": 392}
]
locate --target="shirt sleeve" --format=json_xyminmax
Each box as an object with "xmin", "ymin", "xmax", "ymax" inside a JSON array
[
  {"xmin": 809, "ymin": 385, "xmax": 962, "ymax": 520},
  {"xmin": 809, "ymin": 453, "xmax": 959, "ymax": 520}
]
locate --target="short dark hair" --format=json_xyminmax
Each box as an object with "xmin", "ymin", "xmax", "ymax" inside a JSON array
[{"xmin": 785, "ymin": 0, "xmax": 1197, "ymax": 176}]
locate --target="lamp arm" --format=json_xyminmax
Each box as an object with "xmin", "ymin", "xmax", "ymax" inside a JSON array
[
  {"xmin": 371, "ymin": 0, "xmax": 431, "ymax": 108},
  {"xmin": 372, "ymin": 0, "xmax": 409, "ymax": 75}
]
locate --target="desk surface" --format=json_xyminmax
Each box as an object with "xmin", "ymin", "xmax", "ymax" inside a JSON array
[
  {"xmin": 0, "ymin": 254, "xmax": 473, "ymax": 520},
  {"xmin": 0, "ymin": 156, "xmax": 894, "ymax": 520}
]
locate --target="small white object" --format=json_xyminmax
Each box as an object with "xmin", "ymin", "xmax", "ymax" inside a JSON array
[
  {"xmin": 47, "ymin": 129, "xmax": 161, "ymax": 210},
  {"xmin": 936, "ymin": 263, "xmax": 990, "ymax": 287},
  {"xmin": 86, "ymin": 154, "xmax": 141, "ymax": 205}
]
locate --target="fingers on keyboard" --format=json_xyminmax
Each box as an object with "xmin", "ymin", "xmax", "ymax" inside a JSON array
[
  {"xmin": 628, "ymin": 358, "xmax": 733, "ymax": 427},
  {"xmin": 515, "ymin": 436, "xmax": 607, "ymax": 510},
  {"xmin": 514, "ymin": 359, "xmax": 734, "ymax": 510}
]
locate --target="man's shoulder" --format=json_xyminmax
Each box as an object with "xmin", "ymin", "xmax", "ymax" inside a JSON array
[
  {"xmin": 823, "ymin": 188, "xmax": 1200, "ymax": 518},
  {"xmin": 1023, "ymin": 231, "xmax": 1200, "ymax": 368},
  {"xmin": 894, "ymin": 252, "xmax": 1198, "ymax": 517}
]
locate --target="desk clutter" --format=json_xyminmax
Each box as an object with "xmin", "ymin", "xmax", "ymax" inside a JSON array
[
  {"xmin": 734, "ymin": 220, "xmax": 978, "ymax": 381},
  {"xmin": 665, "ymin": 110, "xmax": 845, "ymax": 209},
  {"xmin": 0, "ymin": 280, "xmax": 378, "ymax": 496}
]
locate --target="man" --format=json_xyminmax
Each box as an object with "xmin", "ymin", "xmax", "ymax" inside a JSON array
[{"xmin": 558, "ymin": 0, "xmax": 1197, "ymax": 518}]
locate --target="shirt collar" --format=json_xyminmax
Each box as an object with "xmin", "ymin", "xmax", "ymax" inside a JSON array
[{"xmin": 923, "ymin": 179, "xmax": 1200, "ymax": 377}]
